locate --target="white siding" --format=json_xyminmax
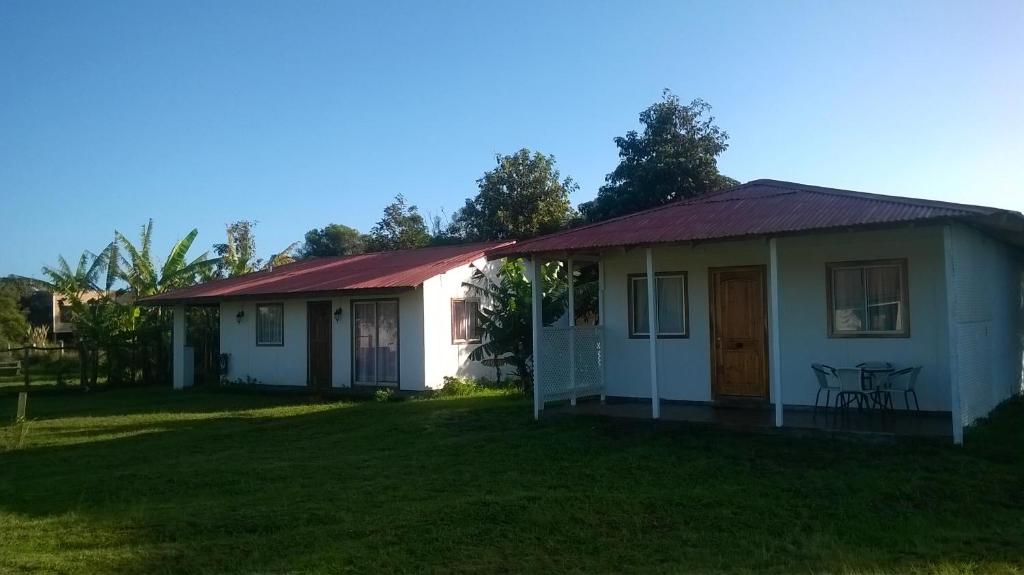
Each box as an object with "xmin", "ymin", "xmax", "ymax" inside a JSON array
[
  {"xmin": 946, "ymin": 223, "xmax": 1024, "ymax": 426},
  {"xmin": 776, "ymin": 227, "xmax": 952, "ymax": 410},
  {"xmin": 219, "ymin": 290, "xmax": 427, "ymax": 390},
  {"xmin": 219, "ymin": 299, "xmax": 309, "ymax": 386},
  {"xmin": 421, "ymin": 258, "xmax": 499, "ymax": 389},
  {"xmin": 600, "ymin": 226, "xmax": 960, "ymax": 410}
]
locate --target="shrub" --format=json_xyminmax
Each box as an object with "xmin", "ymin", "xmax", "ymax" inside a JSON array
[{"xmin": 374, "ymin": 388, "xmax": 396, "ymax": 402}]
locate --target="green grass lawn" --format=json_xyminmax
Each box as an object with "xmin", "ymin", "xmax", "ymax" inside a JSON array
[{"xmin": 1, "ymin": 387, "xmax": 1022, "ymax": 574}]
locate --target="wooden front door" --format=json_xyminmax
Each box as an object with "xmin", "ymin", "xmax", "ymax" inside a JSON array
[
  {"xmin": 709, "ymin": 266, "xmax": 768, "ymax": 399},
  {"xmin": 307, "ymin": 301, "xmax": 332, "ymax": 389}
]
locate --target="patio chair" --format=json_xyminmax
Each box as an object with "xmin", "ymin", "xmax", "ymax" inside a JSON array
[
  {"xmin": 834, "ymin": 367, "xmax": 872, "ymax": 411},
  {"xmin": 811, "ymin": 364, "xmax": 840, "ymax": 414},
  {"xmin": 876, "ymin": 366, "xmax": 922, "ymax": 411}
]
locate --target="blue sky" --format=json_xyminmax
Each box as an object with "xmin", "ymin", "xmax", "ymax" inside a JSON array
[{"xmin": 1, "ymin": 0, "xmax": 1022, "ymax": 278}]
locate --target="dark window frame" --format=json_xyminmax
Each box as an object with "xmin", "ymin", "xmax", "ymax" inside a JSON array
[
  {"xmin": 255, "ymin": 303, "xmax": 285, "ymax": 346},
  {"xmin": 451, "ymin": 298, "xmax": 482, "ymax": 344},
  {"xmin": 826, "ymin": 258, "xmax": 910, "ymax": 338},
  {"xmin": 627, "ymin": 271, "xmax": 689, "ymax": 339}
]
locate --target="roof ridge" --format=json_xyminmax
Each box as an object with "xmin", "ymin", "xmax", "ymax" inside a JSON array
[
  {"xmin": 746, "ymin": 179, "xmax": 1003, "ymax": 215},
  {"xmin": 508, "ymin": 180, "xmax": 758, "ymax": 249}
]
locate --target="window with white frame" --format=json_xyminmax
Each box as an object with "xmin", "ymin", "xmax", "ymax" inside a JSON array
[
  {"xmin": 451, "ymin": 299, "xmax": 482, "ymax": 343},
  {"xmin": 628, "ymin": 272, "xmax": 688, "ymax": 338},
  {"xmin": 256, "ymin": 303, "xmax": 284, "ymax": 346},
  {"xmin": 827, "ymin": 259, "xmax": 908, "ymax": 337}
]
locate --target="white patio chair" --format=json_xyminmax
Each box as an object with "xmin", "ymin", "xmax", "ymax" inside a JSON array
[
  {"xmin": 876, "ymin": 366, "xmax": 922, "ymax": 411},
  {"xmin": 834, "ymin": 367, "xmax": 871, "ymax": 411},
  {"xmin": 810, "ymin": 364, "xmax": 840, "ymax": 414}
]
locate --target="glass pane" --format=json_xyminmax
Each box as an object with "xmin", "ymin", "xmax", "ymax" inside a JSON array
[
  {"xmin": 866, "ymin": 266, "xmax": 902, "ymax": 331},
  {"xmin": 467, "ymin": 301, "xmax": 480, "ymax": 340},
  {"xmin": 657, "ymin": 276, "xmax": 685, "ymax": 334},
  {"xmin": 353, "ymin": 303, "xmax": 376, "ymax": 382},
  {"xmin": 632, "ymin": 278, "xmax": 649, "ymax": 334},
  {"xmin": 452, "ymin": 301, "xmax": 467, "ymax": 341},
  {"xmin": 257, "ymin": 305, "xmax": 282, "ymax": 344},
  {"xmin": 832, "ymin": 268, "xmax": 865, "ymax": 332},
  {"xmin": 376, "ymin": 301, "xmax": 399, "ymax": 384}
]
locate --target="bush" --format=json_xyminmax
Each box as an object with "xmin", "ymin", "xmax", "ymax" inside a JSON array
[{"xmin": 374, "ymin": 388, "xmax": 396, "ymax": 402}]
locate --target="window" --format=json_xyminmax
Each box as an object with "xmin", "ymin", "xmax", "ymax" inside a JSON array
[
  {"xmin": 58, "ymin": 303, "xmax": 73, "ymax": 323},
  {"xmin": 827, "ymin": 259, "xmax": 908, "ymax": 337},
  {"xmin": 628, "ymin": 273, "xmax": 688, "ymax": 338},
  {"xmin": 451, "ymin": 299, "xmax": 482, "ymax": 343},
  {"xmin": 256, "ymin": 303, "xmax": 284, "ymax": 345}
]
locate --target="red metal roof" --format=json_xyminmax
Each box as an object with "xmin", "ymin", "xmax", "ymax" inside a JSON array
[
  {"xmin": 489, "ymin": 179, "xmax": 1024, "ymax": 257},
  {"xmin": 142, "ymin": 241, "xmax": 511, "ymax": 304}
]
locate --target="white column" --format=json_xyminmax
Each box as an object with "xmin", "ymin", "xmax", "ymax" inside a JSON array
[
  {"xmin": 944, "ymin": 225, "xmax": 964, "ymax": 445},
  {"xmin": 768, "ymin": 238, "xmax": 783, "ymax": 427},
  {"xmin": 172, "ymin": 303, "xmax": 187, "ymax": 390},
  {"xmin": 567, "ymin": 258, "xmax": 577, "ymax": 406},
  {"xmin": 531, "ymin": 257, "xmax": 544, "ymax": 420},
  {"xmin": 645, "ymin": 247, "xmax": 660, "ymax": 419},
  {"xmin": 598, "ymin": 257, "xmax": 606, "ymax": 403}
]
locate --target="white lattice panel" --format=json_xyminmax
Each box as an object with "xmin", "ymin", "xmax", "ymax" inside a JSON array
[
  {"xmin": 538, "ymin": 327, "xmax": 605, "ymax": 404},
  {"xmin": 574, "ymin": 327, "xmax": 604, "ymax": 390}
]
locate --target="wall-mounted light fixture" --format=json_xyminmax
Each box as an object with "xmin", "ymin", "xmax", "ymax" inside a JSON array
[
  {"xmin": 236, "ymin": 310, "xmax": 245, "ymax": 323},
  {"xmin": 333, "ymin": 307, "xmax": 344, "ymax": 322}
]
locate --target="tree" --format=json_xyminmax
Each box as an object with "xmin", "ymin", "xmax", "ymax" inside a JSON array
[
  {"xmin": 366, "ymin": 194, "xmax": 431, "ymax": 251},
  {"xmin": 579, "ymin": 90, "xmax": 738, "ymax": 222},
  {"xmin": 300, "ymin": 224, "xmax": 366, "ymax": 258},
  {"xmin": 111, "ymin": 220, "xmax": 217, "ymax": 297},
  {"xmin": 0, "ymin": 292, "xmax": 29, "ymax": 346},
  {"xmin": 449, "ymin": 149, "xmax": 578, "ymax": 241},
  {"xmin": 465, "ymin": 259, "xmax": 567, "ymax": 391},
  {"xmin": 214, "ymin": 220, "xmax": 261, "ymax": 277}
]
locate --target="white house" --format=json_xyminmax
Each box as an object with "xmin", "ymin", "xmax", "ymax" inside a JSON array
[
  {"xmin": 144, "ymin": 242, "xmax": 509, "ymax": 391},
  {"xmin": 490, "ymin": 179, "xmax": 1024, "ymax": 444}
]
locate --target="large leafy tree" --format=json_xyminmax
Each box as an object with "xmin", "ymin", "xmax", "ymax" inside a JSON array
[
  {"xmin": 579, "ymin": 90, "xmax": 738, "ymax": 223},
  {"xmin": 366, "ymin": 194, "xmax": 431, "ymax": 251},
  {"xmin": 449, "ymin": 149, "xmax": 578, "ymax": 241},
  {"xmin": 300, "ymin": 223, "xmax": 366, "ymax": 258}
]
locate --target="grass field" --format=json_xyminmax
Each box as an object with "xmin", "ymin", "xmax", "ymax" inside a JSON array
[{"xmin": 1, "ymin": 387, "xmax": 1022, "ymax": 574}]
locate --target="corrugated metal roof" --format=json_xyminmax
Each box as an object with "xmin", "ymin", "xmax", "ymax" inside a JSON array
[
  {"xmin": 489, "ymin": 179, "xmax": 1024, "ymax": 257},
  {"xmin": 142, "ymin": 241, "xmax": 512, "ymax": 304}
]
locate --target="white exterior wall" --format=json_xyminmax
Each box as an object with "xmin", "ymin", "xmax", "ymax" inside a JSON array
[
  {"xmin": 946, "ymin": 223, "xmax": 1024, "ymax": 426},
  {"xmin": 421, "ymin": 258, "xmax": 499, "ymax": 388},
  {"xmin": 602, "ymin": 239, "xmax": 769, "ymax": 402},
  {"xmin": 216, "ymin": 264, "xmax": 495, "ymax": 390},
  {"xmin": 600, "ymin": 226, "xmax": 961, "ymax": 410}
]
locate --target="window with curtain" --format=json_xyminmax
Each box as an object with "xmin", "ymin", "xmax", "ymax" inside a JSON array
[
  {"xmin": 628, "ymin": 273, "xmax": 688, "ymax": 338},
  {"xmin": 256, "ymin": 303, "xmax": 284, "ymax": 345},
  {"xmin": 827, "ymin": 259, "xmax": 908, "ymax": 337},
  {"xmin": 451, "ymin": 299, "xmax": 481, "ymax": 343}
]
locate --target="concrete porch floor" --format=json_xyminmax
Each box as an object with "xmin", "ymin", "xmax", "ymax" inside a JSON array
[{"xmin": 546, "ymin": 398, "xmax": 954, "ymax": 440}]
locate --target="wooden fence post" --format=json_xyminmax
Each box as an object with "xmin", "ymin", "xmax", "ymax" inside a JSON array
[
  {"xmin": 23, "ymin": 345, "xmax": 30, "ymax": 387},
  {"xmin": 16, "ymin": 392, "xmax": 27, "ymax": 423}
]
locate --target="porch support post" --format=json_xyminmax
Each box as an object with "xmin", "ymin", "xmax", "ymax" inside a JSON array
[
  {"xmin": 645, "ymin": 247, "xmax": 660, "ymax": 419},
  {"xmin": 768, "ymin": 238, "xmax": 783, "ymax": 427},
  {"xmin": 172, "ymin": 303, "xmax": 187, "ymax": 390},
  {"xmin": 531, "ymin": 257, "xmax": 544, "ymax": 420},
  {"xmin": 943, "ymin": 225, "xmax": 964, "ymax": 445},
  {"xmin": 598, "ymin": 256, "xmax": 606, "ymax": 403},
  {"xmin": 567, "ymin": 257, "xmax": 577, "ymax": 406}
]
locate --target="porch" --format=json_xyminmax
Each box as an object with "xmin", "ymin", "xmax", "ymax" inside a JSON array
[
  {"xmin": 546, "ymin": 398, "xmax": 953, "ymax": 439},
  {"xmin": 525, "ymin": 226, "xmax": 964, "ymax": 442}
]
